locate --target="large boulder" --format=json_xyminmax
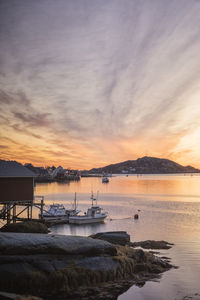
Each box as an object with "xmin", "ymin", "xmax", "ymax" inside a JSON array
[
  {"xmin": 0, "ymin": 232, "xmax": 174, "ymax": 300},
  {"xmin": 90, "ymin": 231, "xmax": 130, "ymax": 246}
]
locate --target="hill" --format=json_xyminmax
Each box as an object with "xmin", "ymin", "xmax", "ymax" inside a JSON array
[{"xmin": 89, "ymin": 156, "xmax": 200, "ymax": 174}]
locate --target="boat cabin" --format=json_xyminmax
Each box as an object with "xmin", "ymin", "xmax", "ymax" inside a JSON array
[{"xmin": 86, "ymin": 206, "xmax": 102, "ymax": 217}]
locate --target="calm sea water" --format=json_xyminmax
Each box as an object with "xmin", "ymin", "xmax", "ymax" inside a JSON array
[{"xmin": 35, "ymin": 174, "xmax": 200, "ymax": 300}]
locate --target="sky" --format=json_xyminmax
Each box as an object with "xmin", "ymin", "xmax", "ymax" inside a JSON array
[{"xmin": 1, "ymin": 0, "xmax": 200, "ymax": 169}]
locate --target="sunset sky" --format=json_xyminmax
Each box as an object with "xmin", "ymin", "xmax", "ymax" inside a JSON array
[{"xmin": 1, "ymin": 0, "xmax": 200, "ymax": 169}]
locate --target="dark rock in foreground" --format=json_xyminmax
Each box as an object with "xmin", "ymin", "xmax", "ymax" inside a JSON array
[
  {"xmin": 0, "ymin": 232, "xmax": 175, "ymax": 299},
  {"xmin": 0, "ymin": 221, "xmax": 49, "ymax": 234},
  {"xmin": 90, "ymin": 231, "xmax": 130, "ymax": 246}
]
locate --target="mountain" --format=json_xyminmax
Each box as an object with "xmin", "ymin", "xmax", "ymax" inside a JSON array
[{"xmin": 89, "ymin": 156, "xmax": 200, "ymax": 174}]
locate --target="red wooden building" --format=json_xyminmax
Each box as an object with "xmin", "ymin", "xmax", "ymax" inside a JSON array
[{"xmin": 0, "ymin": 160, "xmax": 36, "ymax": 203}]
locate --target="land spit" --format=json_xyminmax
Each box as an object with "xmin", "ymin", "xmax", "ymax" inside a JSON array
[{"xmin": 0, "ymin": 232, "xmax": 175, "ymax": 299}]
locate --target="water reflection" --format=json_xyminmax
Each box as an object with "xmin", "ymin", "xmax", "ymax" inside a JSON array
[
  {"xmin": 35, "ymin": 174, "xmax": 200, "ymax": 201},
  {"xmin": 51, "ymin": 222, "xmax": 106, "ymax": 236}
]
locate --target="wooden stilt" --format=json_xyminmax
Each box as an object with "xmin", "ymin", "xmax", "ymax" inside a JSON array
[
  {"xmin": 41, "ymin": 197, "xmax": 44, "ymax": 219},
  {"xmin": 7, "ymin": 204, "xmax": 11, "ymax": 224},
  {"xmin": 30, "ymin": 204, "xmax": 33, "ymax": 220},
  {"xmin": 27, "ymin": 205, "xmax": 30, "ymax": 220},
  {"xmin": 13, "ymin": 204, "xmax": 16, "ymax": 223}
]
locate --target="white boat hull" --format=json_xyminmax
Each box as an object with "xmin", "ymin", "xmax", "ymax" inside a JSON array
[
  {"xmin": 69, "ymin": 215, "xmax": 107, "ymax": 225},
  {"xmin": 40, "ymin": 215, "xmax": 69, "ymax": 221}
]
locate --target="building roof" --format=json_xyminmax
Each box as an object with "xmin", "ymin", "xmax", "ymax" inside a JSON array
[{"xmin": 0, "ymin": 160, "xmax": 36, "ymax": 178}]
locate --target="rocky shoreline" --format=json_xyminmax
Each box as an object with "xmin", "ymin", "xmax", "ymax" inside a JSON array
[{"xmin": 0, "ymin": 231, "xmax": 175, "ymax": 299}]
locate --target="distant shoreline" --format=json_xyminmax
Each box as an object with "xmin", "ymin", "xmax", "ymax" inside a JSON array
[{"xmin": 35, "ymin": 172, "xmax": 200, "ymax": 183}]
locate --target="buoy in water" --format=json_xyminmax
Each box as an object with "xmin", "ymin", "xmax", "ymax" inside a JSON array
[{"xmin": 134, "ymin": 214, "xmax": 139, "ymax": 219}]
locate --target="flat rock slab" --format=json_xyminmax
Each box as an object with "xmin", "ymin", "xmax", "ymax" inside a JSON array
[
  {"xmin": 0, "ymin": 232, "xmax": 117, "ymax": 256},
  {"xmin": 90, "ymin": 231, "xmax": 130, "ymax": 246}
]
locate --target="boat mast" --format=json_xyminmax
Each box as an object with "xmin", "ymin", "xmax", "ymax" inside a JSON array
[
  {"xmin": 74, "ymin": 192, "xmax": 77, "ymax": 210},
  {"xmin": 91, "ymin": 191, "xmax": 93, "ymax": 206},
  {"xmin": 91, "ymin": 191, "xmax": 96, "ymax": 206},
  {"xmin": 96, "ymin": 191, "xmax": 99, "ymax": 205}
]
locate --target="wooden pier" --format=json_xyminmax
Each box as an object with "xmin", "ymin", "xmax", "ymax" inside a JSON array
[{"xmin": 0, "ymin": 196, "xmax": 45, "ymax": 224}]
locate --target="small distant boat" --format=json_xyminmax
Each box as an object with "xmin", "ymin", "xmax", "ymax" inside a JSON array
[
  {"xmin": 69, "ymin": 192, "xmax": 107, "ymax": 225},
  {"xmin": 40, "ymin": 193, "xmax": 80, "ymax": 220},
  {"xmin": 102, "ymin": 177, "xmax": 109, "ymax": 183}
]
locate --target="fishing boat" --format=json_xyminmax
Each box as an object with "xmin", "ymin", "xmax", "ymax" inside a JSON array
[
  {"xmin": 68, "ymin": 192, "xmax": 107, "ymax": 225},
  {"xmin": 39, "ymin": 193, "xmax": 80, "ymax": 220},
  {"xmin": 42, "ymin": 203, "xmax": 66, "ymax": 219}
]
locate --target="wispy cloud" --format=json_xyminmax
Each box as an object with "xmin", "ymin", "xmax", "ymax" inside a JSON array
[
  {"xmin": 12, "ymin": 111, "xmax": 51, "ymax": 128},
  {"xmin": 1, "ymin": 0, "xmax": 200, "ymax": 167}
]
